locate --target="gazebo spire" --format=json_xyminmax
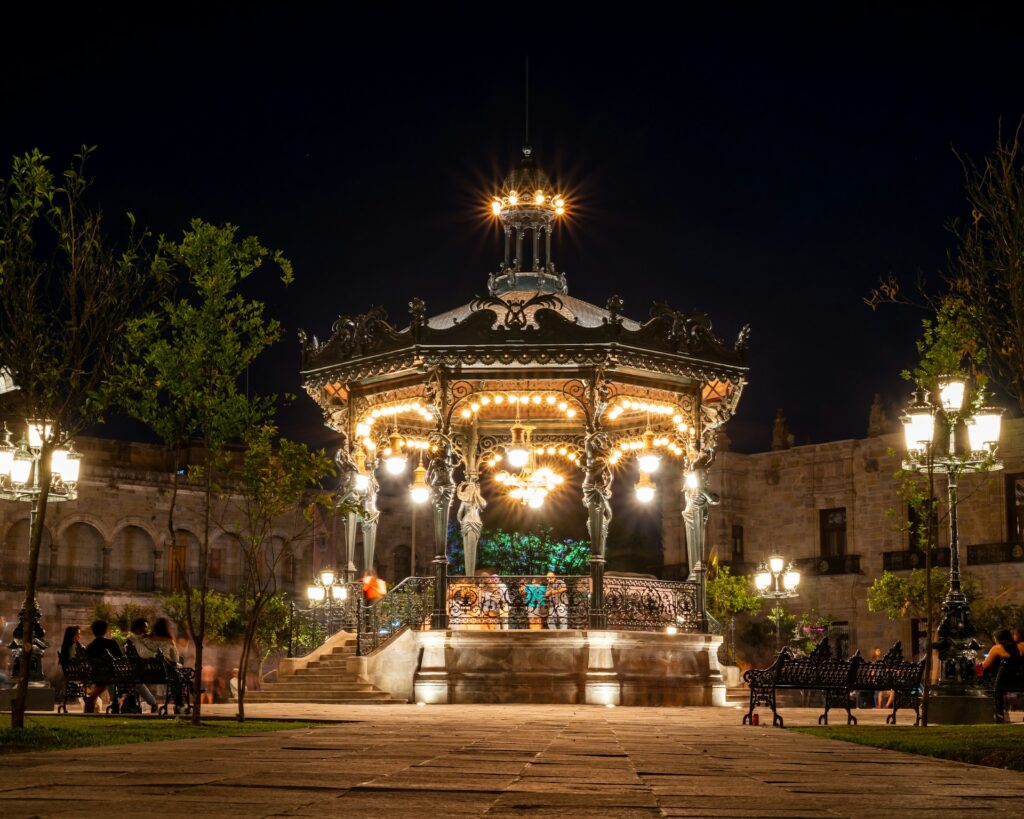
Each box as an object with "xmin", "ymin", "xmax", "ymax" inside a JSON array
[{"xmin": 487, "ymin": 146, "xmax": 568, "ymax": 296}]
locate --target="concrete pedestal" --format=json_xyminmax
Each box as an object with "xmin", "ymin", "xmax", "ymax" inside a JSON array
[
  {"xmin": 0, "ymin": 685, "xmax": 56, "ymax": 712},
  {"xmin": 927, "ymin": 690, "xmax": 994, "ymax": 724}
]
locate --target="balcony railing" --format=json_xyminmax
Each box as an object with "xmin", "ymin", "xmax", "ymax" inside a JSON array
[
  {"xmin": 967, "ymin": 542, "xmax": 1024, "ymax": 565},
  {"xmin": 883, "ymin": 548, "xmax": 951, "ymax": 571},
  {"xmin": 794, "ymin": 554, "xmax": 861, "ymax": 576}
]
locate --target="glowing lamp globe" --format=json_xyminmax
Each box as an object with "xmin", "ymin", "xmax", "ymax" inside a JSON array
[
  {"xmin": 938, "ymin": 376, "xmax": 966, "ymax": 413},
  {"xmin": 409, "ymin": 462, "xmax": 430, "ymax": 504},
  {"xmin": 354, "ymin": 472, "xmax": 370, "ymax": 492},
  {"xmin": 635, "ymin": 472, "xmax": 656, "ymax": 503},
  {"xmin": 638, "ymin": 452, "xmax": 661, "ymax": 474},
  {"xmin": 768, "ymin": 555, "xmax": 785, "ymax": 575},
  {"xmin": 783, "ymin": 567, "xmax": 801, "ymax": 592},
  {"xmin": 901, "ymin": 398, "xmax": 935, "ymax": 452},
  {"xmin": 968, "ymin": 406, "xmax": 1003, "ymax": 452},
  {"xmin": 11, "ymin": 447, "xmax": 32, "ymax": 485},
  {"xmin": 319, "ymin": 568, "xmax": 336, "ymax": 587},
  {"xmin": 307, "ymin": 585, "xmax": 326, "ymax": 602},
  {"xmin": 754, "ymin": 565, "xmax": 771, "ymax": 591}
]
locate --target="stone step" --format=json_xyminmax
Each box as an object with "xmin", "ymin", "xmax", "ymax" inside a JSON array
[
  {"xmin": 262, "ymin": 682, "xmax": 376, "ymax": 693},
  {"xmin": 245, "ymin": 696, "xmax": 405, "ymax": 704},
  {"xmin": 245, "ymin": 692, "xmax": 401, "ymax": 703}
]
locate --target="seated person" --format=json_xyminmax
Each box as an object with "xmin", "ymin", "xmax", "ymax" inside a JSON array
[
  {"xmin": 58, "ymin": 625, "xmax": 85, "ymax": 669},
  {"xmin": 83, "ymin": 620, "xmax": 123, "ymax": 713},
  {"xmin": 982, "ymin": 628, "xmax": 1022, "ymax": 680},
  {"xmin": 126, "ymin": 618, "xmax": 159, "ymax": 712}
]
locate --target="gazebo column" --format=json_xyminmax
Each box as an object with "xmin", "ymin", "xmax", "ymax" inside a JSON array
[
  {"xmin": 343, "ymin": 510, "xmax": 359, "ymax": 582},
  {"xmin": 360, "ymin": 477, "xmax": 380, "ymax": 576},
  {"xmin": 682, "ymin": 462, "xmax": 719, "ymax": 633},
  {"xmin": 429, "ymin": 441, "xmax": 457, "ymax": 629},
  {"xmin": 456, "ymin": 422, "xmax": 485, "ymax": 578},
  {"xmin": 531, "ymin": 227, "xmax": 540, "ymax": 271},
  {"xmin": 503, "ymin": 225, "xmax": 511, "ymax": 270},
  {"xmin": 515, "ymin": 227, "xmax": 523, "ymax": 270},
  {"xmin": 544, "ymin": 226, "xmax": 552, "ymax": 271},
  {"xmin": 582, "ymin": 431, "xmax": 613, "ymax": 630}
]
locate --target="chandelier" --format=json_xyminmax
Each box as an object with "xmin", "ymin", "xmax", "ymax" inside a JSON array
[{"xmin": 495, "ymin": 464, "xmax": 563, "ymax": 509}]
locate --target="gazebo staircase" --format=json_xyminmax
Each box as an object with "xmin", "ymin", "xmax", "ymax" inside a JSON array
[{"xmin": 247, "ymin": 635, "xmax": 404, "ymax": 704}]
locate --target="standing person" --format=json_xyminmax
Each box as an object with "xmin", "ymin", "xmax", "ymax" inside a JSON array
[
  {"xmin": 524, "ymin": 577, "xmax": 546, "ymax": 631},
  {"xmin": 492, "ymin": 575, "xmax": 510, "ymax": 630},
  {"xmin": 148, "ymin": 618, "xmax": 180, "ymax": 663},
  {"xmin": 125, "ymin": 618, "xmax": 159, "ymax": 713},
  {"xmin": 83, "ymin": 620, "xmax": 123, "ymax": 713},
  {"xmin": 545, "ymin": 572, "xmax": 568, "ymax": 630},
  {"xmin": 229, "ymin": 667, "xmax": 240, "ymax": 700}
]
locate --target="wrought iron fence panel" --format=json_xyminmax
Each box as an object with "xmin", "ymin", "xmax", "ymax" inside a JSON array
[
  {"xmin": 604, "ymin": 576, "xmax": 701, "ymax": 632},
  {"xmin": 288, "ymin": 584, "xmax": 360, "ymax": 658},
  {"xmin": 357, "ymin": 577, "xmax": 434, "ymax": 655},
  {"xmin": 446, "ymin": 575, "xmax": 590, "ymax": 630}
]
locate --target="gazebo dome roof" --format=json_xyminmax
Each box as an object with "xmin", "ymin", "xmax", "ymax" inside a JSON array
[{"xmin": 428, "ymin": 289, "xmax": 642, "ymax": 331}]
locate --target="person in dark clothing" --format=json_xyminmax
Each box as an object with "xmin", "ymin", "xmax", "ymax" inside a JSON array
[
  {"xmin": 982, "ymin": 628, "xmax": 1021, "ymax": 680},
  {"xmin": 83, "ymin": 620, "xmax": 122, "ymax": 713}
]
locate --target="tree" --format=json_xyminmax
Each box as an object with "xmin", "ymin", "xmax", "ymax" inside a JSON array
[
  {"xmin": 867, "ymin": 121, "xmax": 1024, "ymax": 411},
  {"xmin": 868, "ymin": 568, "xmax": 982, "ymax": 625},
  {"xmin": 222, "ymin": 424, "xmax": 334, "ymax": 721},
  {"xmin": 116, "ymin": 219, "xmax": 291, "ymax": 724},
  {"xmin": 705, "ymin": 565, "xmax": 761, "ymax": 665},
  {"xmin": 0, "ymin": 148, "xmax": 167, "ymax": 728},
  {"xmin": 159, "ymin": 589, "xmax": 242, "ymax": 645}
]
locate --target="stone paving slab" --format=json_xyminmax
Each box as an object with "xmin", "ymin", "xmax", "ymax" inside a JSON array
[{"xmin": 2, "ymin": 704, "xmax": 1023, "ymax": 817}]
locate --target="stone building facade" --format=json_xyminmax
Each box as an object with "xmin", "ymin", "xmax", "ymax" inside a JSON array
[
  {"xmin": 662, "ymin": 413, "xmax": 1024, "ymax": 658},
  {"xmin": 0, "ymin": 436, "xmax": 421, "ymax": 680}
]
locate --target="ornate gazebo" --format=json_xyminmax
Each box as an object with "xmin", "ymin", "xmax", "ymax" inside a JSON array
[{"xmin": 300, "ymin": 148, "xmax": 748, "ymax": 637}]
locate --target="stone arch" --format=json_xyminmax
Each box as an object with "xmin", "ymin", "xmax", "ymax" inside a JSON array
[
  {"xmin": 54, "ymin": 514, "xmax": 111, "ymax": 546},
  {"xmin": 109, "ymin": 524, "xmax": 156, "ymax": 590},
  {"xmin": 1, "ymin": 517, "xmax": 53, "ymax": 585},
  {"xmin": 54, "ymin": 521, "xmax": 104, "ymax": 587}
]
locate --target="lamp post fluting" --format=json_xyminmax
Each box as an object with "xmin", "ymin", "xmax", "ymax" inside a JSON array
[
  {"xmin": 900, "ymin": 377, "xmax": 1002, "ymax": 720},
  {"xmin": 753, "ymin": 555, "xmax": 800, "ymax": 649}
]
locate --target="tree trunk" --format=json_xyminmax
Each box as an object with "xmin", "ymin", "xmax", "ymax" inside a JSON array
[{"xmin": 10, "ymin": 452, "xmax": 53, "ymax": 730}]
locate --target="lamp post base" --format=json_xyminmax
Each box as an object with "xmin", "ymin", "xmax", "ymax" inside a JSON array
[
  {"xmin": 0, "ymin": 684, "xmax": 55, "ymax": 712},
  {"xmin": 927, "ymin": 689, "xmax": 994, "ymax": 725}
]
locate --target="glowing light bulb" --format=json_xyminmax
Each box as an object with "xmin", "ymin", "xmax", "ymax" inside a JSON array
[
  {"xmin": 534, "ymin": 192, "xmax": 545, "ymax": 204},
  {"xmin": 354, "ymin": 473, "xmax": 370, "ymax": 492},
  {"xmin": 554, "ymin": 198, "xmax": 564, "ymax": 208},
  {"xmin": 635, "ymin": 472, "xmax": 656, "ymax": 503},
  {"xmin": 507, "ymin": 447, "xmax": 530, "ymax": 469},
  {"xmin": 491, "ymin": 200, "xmax": 502, "ymax": 215},
  {"xmin": 508, "ymin": 191, "xmax": 519, "ymax": 205},
  {"xmin": 638, "ymin": 453, "xmax": 661, "ymax": 474},
  {"xmin": 555, "ymin": 206, "xmax": 565, "ymax": 215}
]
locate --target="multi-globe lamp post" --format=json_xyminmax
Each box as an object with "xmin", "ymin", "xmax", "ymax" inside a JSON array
[
  {"xmin": 900, "ymin": 375, "xmax": 1002, "ymax": 720},
  {"xmin": 753, "ymin": 556, "xmax": 801, "ymax": 649},
  {"xmin": 306, "ymin": 567, "xmax": 350, "ymax": 634},
  {"xmin": 0, "ymin": 420, "xmax": 82, "ymax": 682}
]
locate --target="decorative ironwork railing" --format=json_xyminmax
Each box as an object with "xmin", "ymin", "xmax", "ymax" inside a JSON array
[
  {"xmin": 357, "ymin": 576, "xmax": 434, "ymax": 655},
  {"xmin": 287, "ymin": 582, "xmax": 361, "ymax": 658},
  {"xmin": 604, "ymin": 576, "xmax": 701, "ymax": 632},
  {"xmin": 291, "ymin": 574, "xmax": 704, "ymax": 658},
  {"xmin": 882, "ymin": 548, "xmax": 951, "ymax": 571},
  {"xmin": 447, "ymin": 575, "xmax": 590, "ymax": 630},
  {"xmin": 794, "ymin": 554, "xmax": 861, "ymax": 576},
  {"xmin": 967, "ymin": 542, "xmax": 1024, "ymax": 565}
]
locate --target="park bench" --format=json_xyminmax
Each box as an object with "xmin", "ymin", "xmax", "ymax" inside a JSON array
[
  {"xmin": 993, "ymin": 656, "xmax": 1024, "ymax": 723},
  {"xmin": 743, "ymin": 639, "xmax": 924, "ymax": 728},
  {"xmin": 57, "ymin": 649, "xmax": 194, "ymax": 715}
]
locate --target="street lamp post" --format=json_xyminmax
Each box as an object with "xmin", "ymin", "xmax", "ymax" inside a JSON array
[
  {"xmin": 306, "ymin": 567, "xmax": 350, "ymax": 637},
  {"xmin": 753, "ymin": 555, "xmax": 800, "ymax": 649},
  {"xmin": 901, "ymin": 376, "xmax": 1003, "ymax": 724},
  {"xmin": 0, "ymin": 420, "xmax": 82, "ymax": 692}
]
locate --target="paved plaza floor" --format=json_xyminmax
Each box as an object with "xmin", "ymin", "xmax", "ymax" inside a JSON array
[{"xmin": 2, "ymin": 703, "xmax": 1023, "ymax": 817}]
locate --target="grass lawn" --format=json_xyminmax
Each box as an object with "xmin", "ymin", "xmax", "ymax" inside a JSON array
[
  {"xmin": 794, "ymin": 723, "xmax": 1024, "ymax": 771},
  {"xmin": 0, "ymin": 715, "xmax": 315, "ymax": 754}
]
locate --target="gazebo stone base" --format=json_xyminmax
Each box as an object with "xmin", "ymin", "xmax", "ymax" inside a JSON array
[{"xmin": 401, "ymin": 629, "xmax": 725, "ymax": 706}]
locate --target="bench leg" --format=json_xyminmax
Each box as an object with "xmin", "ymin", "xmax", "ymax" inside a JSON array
[{"xmin": 845, "ymin": 696, "xmax": 857, "ymax": 726}]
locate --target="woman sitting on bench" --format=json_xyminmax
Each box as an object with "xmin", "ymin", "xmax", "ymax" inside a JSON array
[{"xmin": 982, "ymin": 628, "xmax": 1021, "ymax": 681}]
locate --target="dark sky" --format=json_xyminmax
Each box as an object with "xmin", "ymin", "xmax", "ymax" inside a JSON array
[{"xmin": 3, "ymin": 18, "xmax": 1022, "ymax": 454}]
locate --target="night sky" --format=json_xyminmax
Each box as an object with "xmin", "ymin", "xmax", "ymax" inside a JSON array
[{"xmin": 3, "ymin": 19, "xmax": 1022, "ymax": 454}]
